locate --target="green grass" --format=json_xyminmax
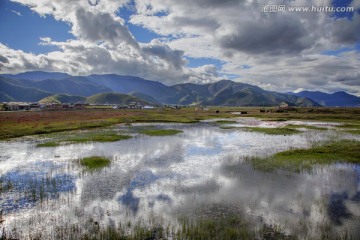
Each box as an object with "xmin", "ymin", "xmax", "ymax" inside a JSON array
[
  {"xmin": 337, "ymin": 123, "xmax": 360, "ymax": 135},
  {"xmin": 139, "ymin": 129, "xmax": 182, "ymax": 136},
  {"xmin": 2, "ymin": 107, "xmax": 360, "ymax": 140},
  {"xmin": 66, "ymin": 132, "xmax": 132, "ymax": 143},
  {"xmin": 0, "ymin": 108, "xmax": 234, "ymax": 139},
  {"xmin": 215, "ymin": 120, "xmax": 238, "ymax": 124},
  {"xmin": 79, "ymin": 156, "xmax": 111, "ymax": 170},
  {"xmin": 249, "ymin": 140, "xmax": 360, "ymax": 172},
  {"xmin": 337, "ymin": 123, "xmax": 360, "ymax": 129},
  {"xmin": 245, "ymin": 127, "xmax": 301, "ymax": 135},
  {"xmin": 32, "ymin": 215, "xmax": 262, "ymax": 240},
  {"xmin": 0, "ymin": 177, "xmax": 13, "ymax": 194},
  {"xmin": 45, "ymin": 215, "xmax": 295, "ymax": 240},
  {"xmin": 176, "ymin": 215, "xmax": 254, "ymax": 240},
  {"xmin": 264, "ymin": 118, "xmax": 288, "ymax": 122},
  {"xmin": 36, "ymin": 131, "xmax": 132, "ymax": 147},
  {"xmin": 286, "ymin": 124, "xmax": 327, "ymax": 130},
  {"xmin": 219, "ymin": 126, "xmax": 238, "ymax": 129},
  {"xmin": 345, "ymin": 129, "xmax": 360, "ymax": 135},
  {"xmin": 36, "ymin": 142, "xmax": 61, "ymax": 147}
]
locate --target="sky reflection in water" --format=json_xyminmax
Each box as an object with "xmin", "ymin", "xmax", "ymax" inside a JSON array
[{"xmin": 0, "ymin": 119, "xmax": 359, "ymax": 238}]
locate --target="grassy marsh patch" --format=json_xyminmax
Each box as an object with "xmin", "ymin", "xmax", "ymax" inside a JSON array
[
  {"xmin": 336, "ymin": 123, "xmax": 360, "ymax": 135},
  {"xmin": 215, "ymin": 120, "xmax": 238, "ymax": 124},
  {"xmin": 264, "ymin": 118, "xmax": 288, "ymax": 122},
  {"xmin": 249, "ymin": 140, "xmax": 360, "ymax": 172},
  {"xmin": 286, "ymin": 124, "xmax": 327, "ymax": 130},
  {"xmin": 2, "ymin": 107, "xmax": 360, "ymax": 140},
  {"xmin": 345, "ymin": 129, "xmax": 360, "ymax": 135},
  {"xmin": 66, "ymin": 132, "xmax": 131, "ymax": 143},
  {"xmin": 9, "ymin": 214, "xmax": 296, "ymax": 240},
  {"xmin": 177, "ymin": 215, "xmax": 254, "ymax": 240},
  {"xmin": 219, "ymin": 126, "xmax": 238, "ymax": 129},
  {"xmin": 337, "ymin": 123, "xmax": 360, "ymax": 129},
  {"xmin": 36, "ymin": 142, "xmax": 61, "ymax": 147},
  {"xmin": 79, "ymin": 156, "xmax": 111, "ymax": 170},
  {"xmin": 245, "ymin": 127, "xmax": 300, "ymax": 135},
  {"xmin": 36, "ymin": 131, "xmax": 132, "ymax": 147},
  {"xmin": 0, "ymin": 177, "xmax": 13, "ymax": 194},
  {"xmin": 139, "ymin": 129, "xmax": 182, "ymax": 136}
]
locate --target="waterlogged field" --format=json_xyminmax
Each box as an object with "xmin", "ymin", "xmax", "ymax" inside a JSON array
[{"xmin": 0, "ymin": 118, "xmax": 360, "ymax": 239}]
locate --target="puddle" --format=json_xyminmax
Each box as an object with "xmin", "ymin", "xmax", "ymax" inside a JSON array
[{"xmin": 0, "ymin": 120, "xmax": 359, "ymax": 239}]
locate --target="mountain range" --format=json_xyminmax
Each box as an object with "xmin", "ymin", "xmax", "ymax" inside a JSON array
[
  {"xmin": 38, "ymin": 93, "xmax": 153, "ymax": 106},
  {"xmin": 1, "ymin": 71, "xmax": 358, "ymax": 107},
  {"xmin": 290, "ymin": 91, "xmax": 360, "ymax": 107}
]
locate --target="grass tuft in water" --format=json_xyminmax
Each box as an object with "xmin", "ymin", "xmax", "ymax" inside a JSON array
[
  {"xmin": 260, "ymin": 224, "xmax": 296, "ymax": 240},
  {"xmin": 249, "ymin": 139, "xmax": 360, "ymax": 172},
  {"xmin": 215, "ymin": 120, "xmax": 238, "ymax": 124},
  {"xmin": 265, "ymin": 118, "xmax": 288, "ymax": 122},
  {"xmin": 286, "ymin": 124, "xmax": 327, "ymax": 131},
  {"xmin": 37, "ymin": 215, "xmax": 257, "ymax": 240},
  {"xmin": 177, "ymin": 215, "xmax": 254, "ymax": 240},
  {"xmin": 139, "ymin": 129, "xmax": 182, "ymax": 136},
  {"xmin": 345, "ymin": 129, "xmax": 360, "ymax": 135},
  {"xmin": 337, "ymin": 123, "xmax": 360, "ymax": 135},
  {"xmin": 79, "ymin": 156, "xmax": 111, "ymax": 170},
  {"xmin": 36, "ymin": 131, "xmax": 132, "ymax": 147},
  {"xmin": 67, "ymin": 132, "xmax": 131, "ymax": 143},
  {"xmin": 36, "ymin": 142, "xmax": 61, "ymax": 147},
  {"xmin": 0, "ymin": 177, "xmax": 13, "ymax": 194},
  {"xmin": 219, "ymin": 126, "xmax": 238, "ymax": 129},
  {"xmin": 245, "ymin": 127, "xmax": 300, "ymax": 135}
]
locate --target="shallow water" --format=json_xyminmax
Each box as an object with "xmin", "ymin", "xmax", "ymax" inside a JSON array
[{"xmin": 0, "ymin": 118, "xmax": 359, "ymax": 239}]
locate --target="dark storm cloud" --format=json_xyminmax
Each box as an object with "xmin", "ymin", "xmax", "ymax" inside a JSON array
[
  {"xmin": 334, "ymin": 73, "xmax": 360, "ymax": 86},
  {"xmin": 218, "ymin": 16, "xmax": 311, "ymax": 55},
  {"xmin": 142, "ymin": 42, "xmax": 186, "ymax": 70},
  {"xmin": 332, "ymin": 14, "xmax": 360, "ymax": 44},
  {"xmin": 309, "ymin": 79, "xmax": 331, "ymax": 86},
  {"xmin": 316, "ymin": 62, "xmax": 355, "ymax": 73}
]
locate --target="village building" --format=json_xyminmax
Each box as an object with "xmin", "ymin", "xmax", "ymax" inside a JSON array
[{"xmin": 128, "ymin": 102, "xmax": 143, "ymax": 109}]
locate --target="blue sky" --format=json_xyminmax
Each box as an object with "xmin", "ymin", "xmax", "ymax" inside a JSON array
[
  {"xmin": 117, "ymin": 5, "xmax": 161, "ymax": 43},
  {"xmin": 0, "ymin": 0, "xmax": 359, "ymax": 95},
  {"xmin": 0, "ymin": 0, "xmax": 73, "ymax": 53},
  {"xmin": 0, "ymin": 0, "xmax": 220, "ymax": 68}
]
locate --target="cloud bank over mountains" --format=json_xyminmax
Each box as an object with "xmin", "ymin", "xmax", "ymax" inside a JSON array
[{"xmin": 0, "ymin": 0, "xmax": 359, "ymax": 95}]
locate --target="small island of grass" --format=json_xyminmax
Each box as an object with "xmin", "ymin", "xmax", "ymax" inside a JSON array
[
  {"xmin": 36, "ymin": 142, "xmax": 60, "ymax": 147},
  {"xmin": 36, "ymin": 131, "xmax": 132, "ymax": 147},
  {"xmin": 246, "ymin": 127, "xmax": 300, "ymax": 135},
  {"xmin": 79, "ymin": 156, "xmax": 111, "ymax": 170},
  {"xmin": 67, "ymin": 132, "xmax": 132, "ymax": 143},
  {"xmin": 215, "ymin": 120, "xmax": 238, "ymax": 124},
  {"xmin": 139, "ymin": 129, "xmax": 182, "ymax": 136},
  {"xmin": 249, "ymin": 139, "xmax": 360, "ymax": 172},
  {"xmin": 286, "ymin": 124, "xmax": 326, "ymax": 131}
]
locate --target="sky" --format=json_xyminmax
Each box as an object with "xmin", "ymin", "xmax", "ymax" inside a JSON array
[{"xmin": 0, "ymin": 0, "xmax": 359, "ymax": 95}]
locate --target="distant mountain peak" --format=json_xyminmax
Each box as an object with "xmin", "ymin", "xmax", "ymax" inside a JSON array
[
  {"xmin": 291, "ymin": 90, "xmax": 360, "ymax": 107},
  {"xmin": 0, "ymin": 72, "xmax": 328, "ymax": 107},
  {"xmin": 1, "ymin": 71, "xmax": 72, "ymax": 81}
]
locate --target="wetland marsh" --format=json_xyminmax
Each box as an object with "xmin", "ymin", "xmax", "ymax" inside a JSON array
[{"xmin": 0, "ymin": 113, "xmax": 360, "ymax": 239}]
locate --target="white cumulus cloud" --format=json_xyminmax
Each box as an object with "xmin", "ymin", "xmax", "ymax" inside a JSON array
[{"xmin": 0, "ymin": 0, "xmax": 359, "ymax": 95}]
